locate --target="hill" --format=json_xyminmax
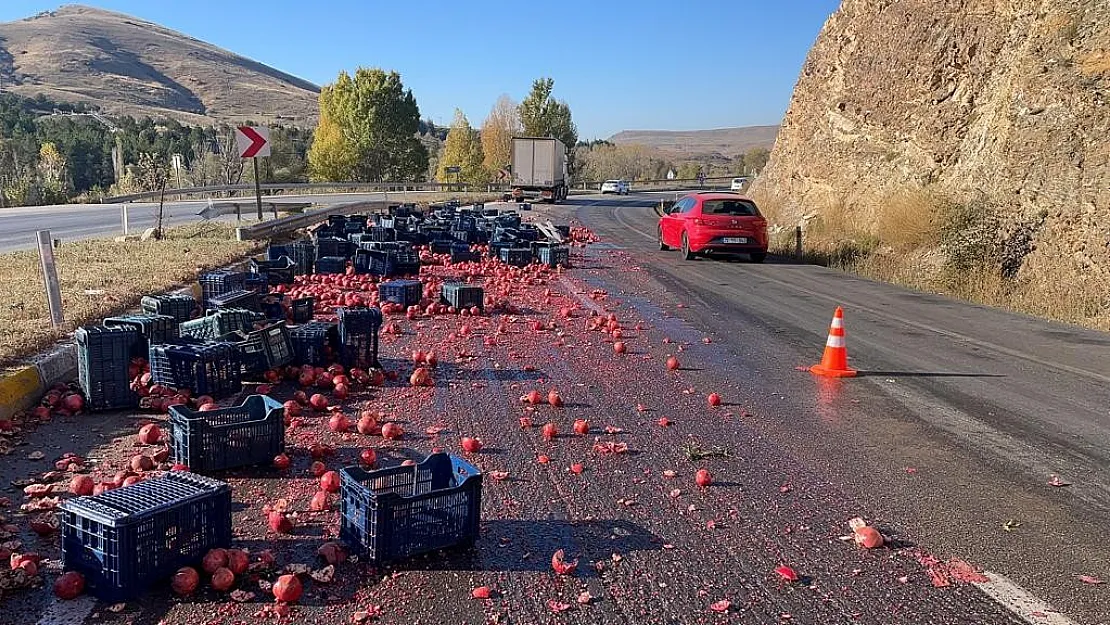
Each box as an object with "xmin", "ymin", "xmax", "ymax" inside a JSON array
[
  {"xmin": 607, "ymin": 125, "xmax": 779, "ymax": 156},
  {"xmin": 0, "ymin": 4, "xmax": 320, "ymax": 125}
]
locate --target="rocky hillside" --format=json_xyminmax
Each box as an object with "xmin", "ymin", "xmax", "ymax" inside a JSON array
[
  {"xmin": 609, "ymin": 125, "xmax": 779, "ymax": 157},
  {"xmin": 755, "ymin": 0, "xmax": 1109, "ymax": 283},
  {"xmin": 0, "ymin": 5, "xmax": 320, "ymax": 125}
]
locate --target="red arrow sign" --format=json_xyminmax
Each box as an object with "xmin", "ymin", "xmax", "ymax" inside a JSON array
[{"xmin": 236, "ymin": 126, "xmax": 271, "ymax": 158}]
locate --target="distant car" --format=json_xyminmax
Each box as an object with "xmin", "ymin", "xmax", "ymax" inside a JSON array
[
  {"xmin": 600, "ymin": 180, "xmax": 630, "ymax": 195},
  {"xmin": 730, "ymin": 177, "xmax": 749, "ymax": 191},
  {"xmin": 658, "ymin": 191, "xmax": 767, "ymax": 262}
]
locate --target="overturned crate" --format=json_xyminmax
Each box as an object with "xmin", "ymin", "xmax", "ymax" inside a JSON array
[
  {"xmin": 289, "ymin": 321, "xmax": 340, "ymax": 366},
  {"xmin": 149, "ymin": 341, "xmax": 242, "ymax": 398},
  {"xmin": 60, "ymin": 472, "xmax": 232, "ymax": 601},
  {"xmin": 337, "ymin": 307, "xmax": 382, "ymax": 370},
  {"xmin": 378, "ymin": 279, "xmax": 423, "ymax": 308},
  {"xmin": 339, "ymin": 453, "xmax": 482, "ymax": 562},
  {"xmin": 441, "ymin": 283, "xmax": 483, "ymax": 312},
  {"xmin": 169, "ymin": 395, "xmax": 285, "ymax": 473},
  {"xmin": 76, "ymin": 326, "xmax": 140, "ymax": 411},
  {"xmin": 104, "ymin": 314, "xmax": 178, "ymax": 359}
]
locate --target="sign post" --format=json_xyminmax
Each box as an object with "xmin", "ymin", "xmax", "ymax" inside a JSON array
[
  {"xmin": 235, "ymin": 126, "xmax": 271, "ymax": 221},
  {"xmin": 36, "ymin": 230, "xmax": 64, "ymax": 327}
]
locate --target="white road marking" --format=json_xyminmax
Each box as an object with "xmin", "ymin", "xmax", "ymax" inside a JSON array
[
  {"xmin": 976, "ymin": 571, "xmax": 1080, "ymax": 625},
  {"xmin": 36, "ymin": 594, "xmax": 97, "ymax": 625}
]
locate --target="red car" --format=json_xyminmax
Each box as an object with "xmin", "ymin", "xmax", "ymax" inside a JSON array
[{"xmin": 658, "ymin": 192, "xmax": 768, "ymax": 262}]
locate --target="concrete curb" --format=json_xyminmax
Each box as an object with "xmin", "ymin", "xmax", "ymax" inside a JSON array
[{"xmin": 0, "ymin": 343, "xmax": 76, "ymax": 420}]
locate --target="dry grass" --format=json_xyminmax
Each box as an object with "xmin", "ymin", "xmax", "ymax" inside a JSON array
[
  {"xmin": 873, "ymin": 188, "xmax": 954, "ymax": 249},
  {"xmin": 0, "ymin": 223, "xmax": 259, "ymax": 367}
]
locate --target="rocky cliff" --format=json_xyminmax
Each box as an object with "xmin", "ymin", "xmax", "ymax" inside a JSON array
[{"xmin": 754, "ymin": 0, "xmax": 1109, "ymax": 282}]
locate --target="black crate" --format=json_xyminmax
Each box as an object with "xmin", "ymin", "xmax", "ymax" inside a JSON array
[
  {"xmin": 337, "ymin": 307, "xmax": 382, "ymax": 370},
  {"xmin": 251, "ymin": 257, "xmax": 295, "ymax": 285},
  {"xmin": 207, "ymin": 289, "xmax": 261, "ymax": 313},
  {"xmin": 352, "ymin": 249, "xmax": 373, "ymax": 275},
  {"xmin": 291, "ymin": 240, "xmax": 316, "ymax": 275},
  {"xmin": 488, "ymin": 241, "xmax": 512, "ymax": 258},
  {"xmin": 441, "ymin": 284, "xmax": 484, "ymax": 311},
  {"xmin": 60, "ymin": 472, "xmax": 231, "ymax": 601},
  {"xmin": 315, "ymin": 256, "xmax": 348, "ymax": 274},
  {"xmin": 199, "ymin": 271, "xmax": 247, "ymax": 309},
  {"xmin": 141, "ymin": 294, "xmax": 198, "ymax": 323},
  {"xmin": 149, "ymin": 341, "xmax": 242, "ymax": 398},
  {"xmin": 256, "ymin": 322, "xmax": 294, "ymax": 369},
  {"xmin": 451, "ymin": 229, "xmax": 474, "ymax": 244},
  {"xmin": 328, "ymin": 215, "xmax": 348, "ymax": 227},
  {"xmin": 104, "ymin": 314, "xmax": 179, "ymax": 359},
  {"xmin": 343, "ymin": 221, "xmax": 365, "ymax": 236},
  {"xmin": 379, "ymin": 280, "xmax": 423, "ymax": 308},
  {"xmin": 169, "ymin": 395, "xmax": 285, "ymax": 473},
  {"xmin": 429, "ymin": 240, "xmax": 452, "ymax": 255},
  {"xmin": 217, "ymin": 330, "xmax": 267, "ymax": 375},
  {"xmin": 289, "ymin": 321, "xmax": 339, "ymax": 366},
  {"xmin": 179, "ymin": 309, "xmax": 263, "ymax": 340},
  {"xmin": 267, "ymin": 244, "xmax": 292, "ymax": 261},
  {"xmin": 76, "ymin": 326, "xmax": 140, "ymax": 411},
  {"xmin": 453, "ymin": 216, "xmax": 477, "ymax": 232},
  {"xmin": 339, "ymin": 453, "xmax": 482, "ymax": 562},
  {"xmin": 388, "ymin": 251, "xmax": 420, "ymax": 277},
  {"xmin": 368, "ymin": 227, "xmax": 396, "ymax": 242},
  {"xmin": 292, "ymin": 297, "xmax": 314, "ymax": 323},
  {"xmin": 244, "ymin": 273, "xmax": 268, "ymax": 296},
  {"xmin": 535, "ymin": 245, "xmax": 570, "ymax": 267},
  {"xmin": 316, "ymin": 237, "xmax": 353, "ymax": 259},
  {"xmin": 499, "ymin": 247, "xmax": 533, "ymax": 267},
  {"xmin": 450, "ymin": 244, "xmax": 480, "ymax": 264},
  {"xmin": 348, "ymin": 214, "xmax": 369, "ymax": 229},
  {"xmin": 260, "ymin": 293, "xmax": 284, "ymax": 322}
]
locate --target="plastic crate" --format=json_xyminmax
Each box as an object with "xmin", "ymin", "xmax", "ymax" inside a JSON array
[
  {"xmin": 450, "ymin": 245, "xmax": 480, "ymax": 264},
  {"xmin": 149, "ymin": 341, "xmax": 242, "ymax": 398},
  {"xmin": 141, "ymin": 294, "xmax": 198, "ymax": 324},
  {"xmin": 207, "ymin": 289, "xmax": 261, "ymax": 313},
  {"xmin": 368, "ymin": 227, "xmax": 396, "ymax": 242},
  {"xmin": 199, "ymin": 271, "xmax": 247, "ymax": 309},
  {"xmin": 251, "ymin": 257, "xmax": 295, "ymax": 285},
  {"xmin": 289, "ymin": 321, "xmax": 339, "ymax": 366},
  {"xmin": 378, "ymin": 280, "xmax": 423, "ymax": 308},
  {"xmin": 388, "ymin": 250, "xmax": 420, "ymax": 277},
  {"xmin": 328, "ymin": 215, "xmax": 348, "ymax": 227},
  {"xmin": 451, "ymin": 229, "xmax": 474, "ymax": 244},
  {"xmin": 453, "ymin": 216, "xmax": 477, "ymax": 232},
  {"xmin": 292, "ymin": 297, "xmax": 314, "ymax": 323},
  {"xmin": 499, "ymin": 247, "xmax": 533, "ymax": 267},
  {"xmin": 218, "ymin": 330, "xmax": 267, "ymax": 375},
  {"xmin": 441, "ymin": 284, "xmax": 484, "ymax": 311},
  {"xmin": 179, "ymin": 309, "xmax": 263, "ymax": 340},
  {"xmin": 535, "ymin": 245, "xmax": 570, "ymax": 267},
  {"xmin": 104, "ymin": 314, "xmax": 179, "ymax": 359},
  {"xmin": 316, "ymin": 237, "xmax": 353, "ymax": 259},
  {"xmin": 339, "ymin": 453, "xmax": 482, "ymax": 562},
  {"xmin": 76, "ymin": 326, "xmax": 139, "ymax": 411},
  {"xmin": 260, "ymin": 293, "xmax": 284, "ymax": 322},
  {"xmin": 256, "ymin": 323, "xmax": 294, "ymax": 369},
  {"xmin": 169, "ymin": 395, "xmax": 285, "ymax": 473},
  {"xmin": 352, "ymin": 249, "xmax": 373, "ymax": 275},
  {"xmin": 315, "ymin": 256, "xmax": 348, "ymax": 274},
  {"xmin": 60, "ymin": 472, "xmax": 231, "ymax": 601},
  {"xmin": 291, "ymin": 240, "xmax": 316, "ymax": 275},
  {"xmin": 429, "ymin": 240, "xmax": 452, "ymax": 255},
  {"xmin": 337, "ymin": 307, "xmax": 382, "ymax": 370},
  {"xmin": 266, "ymin": 244, "xmax": 292, "ymax": 261}
]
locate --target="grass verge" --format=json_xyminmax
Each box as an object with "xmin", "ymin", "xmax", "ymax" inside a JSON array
[{"xmin": 0, "ymin": 223, "xmax": 260, "ymax": 367}]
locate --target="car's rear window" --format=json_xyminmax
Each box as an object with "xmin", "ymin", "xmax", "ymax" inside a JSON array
[{"xmin": 702, "ymin": 199, "xmax": 759, "ymax": 216}]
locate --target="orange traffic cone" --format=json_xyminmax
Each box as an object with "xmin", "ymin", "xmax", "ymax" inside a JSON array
[{"xmin": 810, "ymin": 307, "xmax": 857, "ymax": 378}]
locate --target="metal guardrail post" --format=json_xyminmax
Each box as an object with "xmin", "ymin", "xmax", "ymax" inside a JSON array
[{"xmin": 795, "ymin": 226, "xmax": 803, "ymax": 260}]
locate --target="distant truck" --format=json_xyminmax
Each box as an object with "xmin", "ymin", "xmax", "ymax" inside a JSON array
[{"xmin": 510, "ymin": 137, "xmax": 568, "ymax": 203}]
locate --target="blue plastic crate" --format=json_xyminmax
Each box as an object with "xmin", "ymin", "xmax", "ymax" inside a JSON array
[
  {"xmin": 141, "ymin": 294, "xmax": 198, "ymax": 324},
  {"xmin": 76, "ymin": 326, "xmax": 140, "ymax": 411},
  {"xmin": 441, "ymin": 284, "xmax": 483, "ymax": 311},
  {"xmin": 169, "ymin": 395, "xmax": 285, "ymax": 473},
  {"xmin": 429, "ymin": 240, "xmax": 452, "ymax": 255},
  {"xmin": 339, "ymin": 453, "xmax": 482, "ymax": 562},
  {"xmin": 103, "ymin": 314, "xmax": 179, "ymax": 359},
  {"xmin": 289, "ymin": 321, "xmax": 339, "ymax": 366},
  {"xmin": 450, "ymin": 244, "xmax": 480, "ymax": 264},
  {"xmin": 315, "ymin": 256, "xmax": 348, "ymax": 274},
  {"xmin": 378, "ymin": 280, "xmax": 423, "ymax": 308},
  {"xmin": 206, "ymin": 289, "xmax": 261, "ymax": 313},
  {"xmin": 337, "ymin": 307, "xmax": 382, "ymax": 370},
  {"xmin": 535, "ymin": 245, "xmax": 570, "ymax": 268},
  {"xmin": 198, "ymin": 271, "xmax": 247, "ymax": 309},
  {"xmin": 218, "ymin": 330, "xmax": 267, "ymax": 375},
  {"xmin": 499, "ymin": 247, "xmax": 533, "ymax": 267},
  {"xmin": 149, "ymin": 341, "xmax": 242, "ymax": 398},
  {"xmin": 292, "ymin": 297, "xmax": 314, "ymax": 323},
  {"xmin": 60, "ymin": 472, "xmax": 231, "ymax": 601}
]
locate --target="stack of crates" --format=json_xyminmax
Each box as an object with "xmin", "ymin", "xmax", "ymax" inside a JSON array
[
  {"xmin": 378, "ymin": 280, "xmax": 423, "ymax": 308},
  {"xmin": 103, "ymin": 314, "xmax": 178, "ymax": 359},
  {"xmin": 169, "ymin": 395, "xmax": 285, "ymax": 473},
  {"xmin": 441, "ymin": 283, "xmax": 484, "ymax": 312},
  {"xmin": 198, "ymin": 271, "xmax": 246, "ymax": 310},
  {"xmin": 76, "ymin": 326, "xmax": 139, "ymax": 411},
  {"xmin": 60, "ymin": 472, "xmax": 232, "ymax": 600},
  {"xmin": 141, "ymin": 294, "xmax": 198, "ymax": 323},
  {"xmin": 337, "ymin": 307, "xmax": 382, "ymax": 370}
]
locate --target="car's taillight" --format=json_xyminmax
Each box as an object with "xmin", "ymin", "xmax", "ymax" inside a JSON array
[{"xmin": 693, "ymin": 218, "xmax": 706, "ymax": 226}]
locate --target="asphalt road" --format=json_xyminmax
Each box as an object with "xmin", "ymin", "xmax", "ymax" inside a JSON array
[
  {"xmin": 0, "ymin": 192, "xmax": 427, "ymax": 253},
  {"xmin": 558, "ymin": 194, "xmax": 1110, "ymax": 624}
]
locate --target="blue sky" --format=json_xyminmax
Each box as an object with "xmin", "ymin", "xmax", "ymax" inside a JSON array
[{"xmin": 0, "ymin": 1, "xmax": 840, "ymax": 138}]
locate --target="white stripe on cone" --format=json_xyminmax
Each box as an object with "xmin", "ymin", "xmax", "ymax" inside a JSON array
[
  {"xmin": 826, "ymin": 335, "xmax": 846, "ymax": 349},
  {"xmin": 830, "ymin": 316, "xmax": 844, "ymax": 329}
]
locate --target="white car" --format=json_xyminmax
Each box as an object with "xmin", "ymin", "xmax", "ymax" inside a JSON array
[
  {"xmin": 600, "ymin": 180, "xmax": 630, "ymax": 195},
  {"xmin": 730, "ymin": 177, "xmax": 750, "ymax": 191}
]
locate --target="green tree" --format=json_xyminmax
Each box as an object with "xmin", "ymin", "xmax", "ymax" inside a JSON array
[
  {"xmin": 480, "ymin": 95, "xmax": 521, "ymax": 180},
  {"xmin": 309, "ymin": 68, "xmax": 428, "ymax": 182},
  {"xmin": 436, "ymin": 109, "xmax": 485, "ymax": 185},
  {"xmin": 519, "ymin": 78, "xmax": 578, "ymax": 174},
  {"xmin": 744, "ymin": 147, "xmax": 770, "ymax": 173}
]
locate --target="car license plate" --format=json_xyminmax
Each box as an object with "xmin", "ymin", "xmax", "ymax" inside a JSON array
[{"xmin": 722, "ymin": 237, "xmax": 748, "ymax": 244}]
